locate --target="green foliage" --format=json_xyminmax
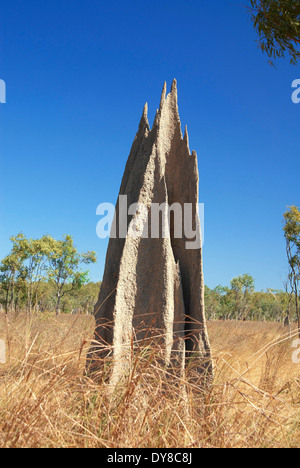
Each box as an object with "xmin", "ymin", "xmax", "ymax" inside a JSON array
[
  {"xmin": 47, "ymin": 235, "xmax": 97, "ymax": 314},
  {"xmin": 0, "ymin": 251, "xmax": 24, "ymax": 313},
  {"xmin": 248, "ymin": 0, "xmax": 300, "ymax": 64},
  {"xmin": 283, "ymin": 205, "xmax": 300, "ymax": 330},
  {"xmin": 230, "ymin": 274, "xmax": 255, "ymax": 319},
  {"xmin": 230, "ymin": 273, "xmax": 255, "ymax": 294},
  {"xmin": 205, "ymin": 274, "xmax": 291, "ymax": 322},
  {"xmin": 9, "ymin": 233, "xmax": 55, "ymax": 314},
  {"xmin": 35, "ymin": 280, "xmax": 101, "ymax": 314},
  {"xmin": 0, "ymin": 234, "xmax": 97, "ymax": 315}
]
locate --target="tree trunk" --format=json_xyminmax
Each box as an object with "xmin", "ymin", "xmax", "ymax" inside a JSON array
[
  {"xmin": 56, "ymin": 294, "xmax": 61, "ymax": 316},
  {"xmin": 5, "ymin": 288, "xmax": 9, "ymax": 315},
  {"xmin": 295, "ymin": 287, "xmax": 300, "ymax": 339},
  {"xmin": 27, "ymin": 284, "xmax": 32, "ymax": 318},
  {"xmin": 10, "ymin": 278, "xmax": 15, "ymax": 314}
]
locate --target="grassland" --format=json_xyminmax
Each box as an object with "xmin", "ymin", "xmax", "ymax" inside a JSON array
[{"xmin": 0, "ymin": 313, "xmax": 299, "ymax": 448}]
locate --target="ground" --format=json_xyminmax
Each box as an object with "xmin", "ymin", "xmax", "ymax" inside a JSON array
[{"xmin": 0, "ymin": 313, "xmax": 299, "ymax": 448}]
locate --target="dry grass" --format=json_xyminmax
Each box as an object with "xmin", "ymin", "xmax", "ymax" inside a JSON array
[{"xmin": 0, "ymin": 313, "xmax": 299, "ymax": 448}]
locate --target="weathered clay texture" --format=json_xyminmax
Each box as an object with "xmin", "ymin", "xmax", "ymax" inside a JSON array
[{"xmin": 88, "ymin": 80, "xmax": 212, "ymax": 383}]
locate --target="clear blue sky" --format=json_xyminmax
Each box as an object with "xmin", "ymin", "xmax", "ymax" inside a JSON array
[{"xmin": 0, "ymin": 0, "xmax": 299, "ymax": 291}]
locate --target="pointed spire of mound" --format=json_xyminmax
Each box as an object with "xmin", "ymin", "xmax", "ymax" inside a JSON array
[
  {"xmin": 183, "ymin": 125, "xmax": 189, "ymax": 150},
  {"xmin": 138, "ymin": 102, "xmax": 149, "ymax": 132},
  {"xmin": 171, "ymin": 78, "xmax": 177, "ymax": 93},
  {"xmin": 87, "ymin": 81, "xmax": 213, "ymax": 386},
  {"xmin": 168, "ymin": 78, "xmax": 178, "ymax": 109},
  {"xmin": 160, "ymin": 81, "xmax": 167, "ymax": 109}
]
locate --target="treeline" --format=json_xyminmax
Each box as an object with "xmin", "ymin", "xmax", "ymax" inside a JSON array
[
  {"xmin": 0, "ymin": 223, "xmax": 299, "ymax": 322},
  {"xmin": 0, "ymin": 280, "xmax": 100, "ymax": 316},
  {"xmin": 205, "ymin": 274, "xmax": 292, "ymax": 322},
  {"xmin": 0, "ymin": 233, "xmax": 97, "ymax": 315}
]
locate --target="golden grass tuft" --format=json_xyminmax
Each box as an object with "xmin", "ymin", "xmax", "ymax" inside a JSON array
[{"xmin": 0, "ymin": 313, "xmax": 299, "ymax": 448}]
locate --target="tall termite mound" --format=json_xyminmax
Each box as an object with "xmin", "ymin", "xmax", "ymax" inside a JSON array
[{"xmin": 87, "ymin": 80, "xmax": 212, "ymax": 384}]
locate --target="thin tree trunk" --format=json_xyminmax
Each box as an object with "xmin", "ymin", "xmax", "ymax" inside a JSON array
[
  {"xmin": 56, "ymin": 293, "xmax": 61, "ymax": 316},
  {"xmin": 10, "ymin": 278, "xmax": 15, "ymax": 314},
  {"xmin": 295, "ymin": 282, "xmax": 300, "ymax": 338},
  {"xmin": 5, "ymin": 287, "xmax": 9, "ymax": 315}
]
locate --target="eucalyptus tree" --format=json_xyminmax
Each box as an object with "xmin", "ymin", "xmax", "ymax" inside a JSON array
[
  {"xmin": 248, "ymin": 0, "xmax": 300, "ymax": 64},
  {"xmin": 46, "ymin": 235, "xmax": 96, "ymax": 315},
  {"xmin": 230, "ymin": 274, "xmax": 255, "ymax": 320},
  {"xmin": 0, "ymin": 252, "xmax": 24, "ymax": 314},
  {"xmin": 10, "ymin": 233, "xmax": 54, "ymax": 315},
  {"xmin": 283, "ymin": 206, "xmax": 300, "ymax": 335}
]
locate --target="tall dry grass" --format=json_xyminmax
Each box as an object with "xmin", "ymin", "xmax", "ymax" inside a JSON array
[{"xmin": 0, "ymin": 313, "xmax": 299, "ymax": 448}]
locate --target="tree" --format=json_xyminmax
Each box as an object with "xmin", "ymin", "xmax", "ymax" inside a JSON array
[
  {"xmin": 46, "ymin": 235, "xmax": 97, "ymax": 315},
  {"xmin": 0, "ymin": 233, "xmax": 98, "ymax": 315},
  {"xmin": 230, "ymin": 274, "xmax": 255, "ymax": 320},
  {"xmin": 0, "ymin": 252, "xmax": 24, "ymax": 314},
  {"xmin": 248, "ymin": 0, "xmax": 300, "ymax": 64},
  {"xmin": 10, "ymin": 233, "xmax": 53, "ymax": 315},
  {"xmin": 283, "ymin": 205, "xmax": 300, "ymax": 335}
]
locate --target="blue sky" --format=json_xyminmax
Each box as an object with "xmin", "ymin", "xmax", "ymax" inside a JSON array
[{"xmin": 0, "ymin": 0, "xmax": 299, "ymax": 291}]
